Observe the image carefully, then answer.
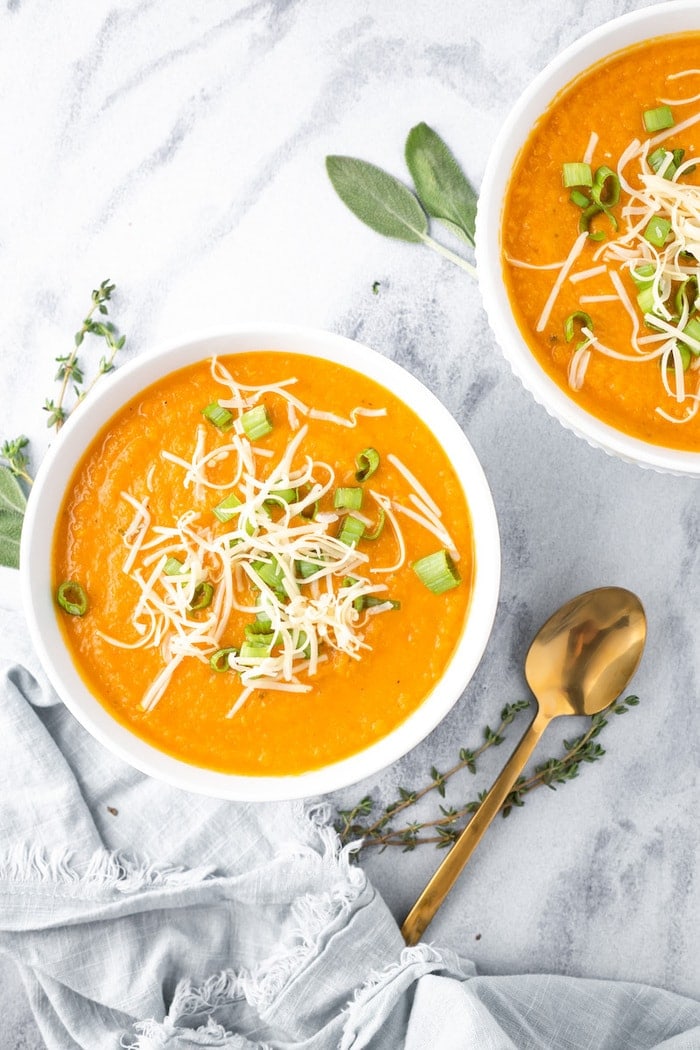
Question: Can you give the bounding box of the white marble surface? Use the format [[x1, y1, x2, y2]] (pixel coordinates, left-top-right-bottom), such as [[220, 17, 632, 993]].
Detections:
[[2, 0, 699, 1045]]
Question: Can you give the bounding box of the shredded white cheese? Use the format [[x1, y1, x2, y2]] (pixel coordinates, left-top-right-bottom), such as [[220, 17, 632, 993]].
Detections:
[[101, 366, 457, 714]]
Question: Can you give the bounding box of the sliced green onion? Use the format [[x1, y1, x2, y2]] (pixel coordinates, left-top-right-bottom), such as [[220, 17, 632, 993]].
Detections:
[[680, 317, 700, 355], [648, 147, 678, 180], [637, 286, 657, 317], [244, 625, 276, 644], [189, 581, 214, 611], [202, 402, 234, 432], [353, 594, 401, 611], [564, 311, 593, 342], [255, 610, 272, 629], [334, 486, 363, 511], [241, 405, 273, 440], [643, 215, 672, 248], [355, 447, 380, 482], [630, 263, 656, 289], [591, 165, 620, 207], [569, 189, 590, 208], [56, 580, 88, 616], [296, 558, 322, 579], [412, 549, 461, 594], [252, 558, 287, 596], [562, 162, 592, 188], [363, 507, 386, 541], [240, 640, 272, 660], [579, 203, 603, 236], [267, 487, 297, 505], [337, 514, 365, 546], [164, 557, 185, 576], [213, 492, 242, 522], [667, 344, 692, 371], [209, 647, 238, 673], [643, 105, 674, 133]]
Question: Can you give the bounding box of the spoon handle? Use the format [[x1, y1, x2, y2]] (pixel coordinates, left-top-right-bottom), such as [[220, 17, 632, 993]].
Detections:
[[401, 709, 550, 946]]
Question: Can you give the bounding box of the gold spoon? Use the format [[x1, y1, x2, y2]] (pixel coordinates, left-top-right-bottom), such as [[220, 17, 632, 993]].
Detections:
[[401, 586, 647, 946]]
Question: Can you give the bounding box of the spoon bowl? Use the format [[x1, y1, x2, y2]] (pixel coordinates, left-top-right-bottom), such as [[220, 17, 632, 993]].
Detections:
[[525, 587, 647, 718], [401, 586, 647, 945]]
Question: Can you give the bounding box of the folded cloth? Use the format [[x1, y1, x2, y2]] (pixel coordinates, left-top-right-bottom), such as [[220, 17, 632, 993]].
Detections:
[[1, 570, 699, 1050]]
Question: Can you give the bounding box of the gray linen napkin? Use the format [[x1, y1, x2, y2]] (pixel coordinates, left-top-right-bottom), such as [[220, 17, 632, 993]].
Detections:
[[1, 566, 699, 1050]]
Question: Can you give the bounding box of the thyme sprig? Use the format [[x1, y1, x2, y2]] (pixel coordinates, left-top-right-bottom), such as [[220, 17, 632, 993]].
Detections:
[[0, 279, 125, 570], [1, 436, 33, 486], [336, 694, 640, 853], [44, 279, 125, 431]]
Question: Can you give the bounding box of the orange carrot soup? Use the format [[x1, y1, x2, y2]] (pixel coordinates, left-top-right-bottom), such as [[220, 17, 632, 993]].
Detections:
[[53, 352, 474, 776], [502, 32, 700, 449]]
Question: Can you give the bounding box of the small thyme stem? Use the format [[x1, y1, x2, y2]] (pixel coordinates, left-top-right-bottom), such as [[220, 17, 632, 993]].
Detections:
[[337, 695, 640, 853]]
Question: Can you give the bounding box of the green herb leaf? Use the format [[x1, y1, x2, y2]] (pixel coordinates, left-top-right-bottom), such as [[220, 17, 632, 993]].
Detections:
[[326, 156, 428, 243], [0, 505, 23, 569], [404, 122, 477, 246], [0, 466, 27, 515]]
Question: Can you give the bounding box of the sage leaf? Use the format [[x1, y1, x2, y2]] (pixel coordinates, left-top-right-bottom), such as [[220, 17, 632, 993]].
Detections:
[[405, 122, 477, 246], [0, 507, 23, 569], [0, 466, 27, 515], [326, 156, 428, 243]]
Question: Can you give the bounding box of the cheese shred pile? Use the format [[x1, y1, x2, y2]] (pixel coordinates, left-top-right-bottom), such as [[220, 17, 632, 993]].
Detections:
[[100, 359, 457, 717], [512, 69, 700, 424]]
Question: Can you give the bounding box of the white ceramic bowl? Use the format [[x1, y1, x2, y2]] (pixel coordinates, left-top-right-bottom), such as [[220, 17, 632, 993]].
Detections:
[[476, 1, 700, 476], [20, 325, 501, 800]]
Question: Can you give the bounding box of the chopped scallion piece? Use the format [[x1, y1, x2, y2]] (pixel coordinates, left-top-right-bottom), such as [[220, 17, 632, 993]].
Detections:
[[562, 162, 592, 188], [164, 557, 185, 575], [648, 147, 678, 180], [353, 594, 400, 611], [241, 405, 273, 440], [637, 286, 657, 317], [202, 402, 234, 431], [209, 647, 238, 673], [252, 558, 287, 596], [189, 581, 214, 611], [56, 580, 88, 616], [240, 641, 272, 660], [213, 492, 242, 522], [680, 317, 700, 355], [569, 189, 590, 208], [337, 514, 365, 546], [630, 263, 656, 289], [334, 486, 363, 511], [643, 105, 674, 133], [296, 558, 321, 579], [667, 344, 691, 371], [643, 215, 672, 248], [363, 507, 386, 541], [412, 549, 461, 594], [244, 625, 276, 644], [564, 311, 593, 342], [355, 447, 380, 482], [266, 488, 297, 505], [591, 165, 620, 207]]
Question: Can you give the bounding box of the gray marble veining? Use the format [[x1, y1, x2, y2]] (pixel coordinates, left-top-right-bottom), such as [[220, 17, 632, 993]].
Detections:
[[1, 1, 697, 1045]]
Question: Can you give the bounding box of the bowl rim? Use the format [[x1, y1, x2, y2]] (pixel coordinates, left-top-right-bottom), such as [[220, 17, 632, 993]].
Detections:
[[20, 323, 501, 800], [475, 0, 700, 477]]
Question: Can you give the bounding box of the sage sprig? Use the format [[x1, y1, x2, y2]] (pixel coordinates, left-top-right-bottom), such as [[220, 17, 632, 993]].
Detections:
[[336, 694, 640, 852], [326, 122, 477, 277], [0, 279, 125, 570]]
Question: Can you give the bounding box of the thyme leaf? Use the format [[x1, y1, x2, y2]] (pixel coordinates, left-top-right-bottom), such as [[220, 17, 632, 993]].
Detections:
[[336, 695, 640, 852], [0, 279, 125, 570]]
